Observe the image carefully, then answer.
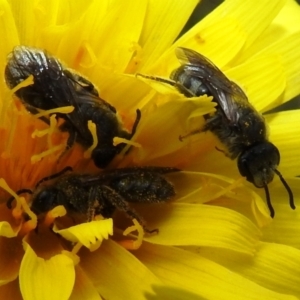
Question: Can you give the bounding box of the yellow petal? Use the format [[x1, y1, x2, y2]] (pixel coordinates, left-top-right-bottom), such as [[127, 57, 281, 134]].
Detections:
[[88, 0, 147, 72], [0, 236, 23, 283], [141, 203, 261, 256], [266, 110, 300, 177], [236, 0, 300, 63], [199, 242, 300, 298], [90, 73, 152, 113], [271, 0, 300, 34], [225, 54, 286, 112], [239, 242, 300, 297], [7, 0, 37, 45], [262, 178, 300, 248], [135, 243, 296, 300], [245, 31, 300, 102], [53, 219, 113, 250], [151, 17, 246, 75], [19, 241, 75, 300], [137, 0, 199, 71], [198, 0, 286, 50], [80, 239, 163, 300], [0, 0, 19, 85], [35, 1, 108, 57], [69, 266, 102, 300], [0, 221, 19, 238], [127, 98, 214, 166], [0, 279, 22, 299]]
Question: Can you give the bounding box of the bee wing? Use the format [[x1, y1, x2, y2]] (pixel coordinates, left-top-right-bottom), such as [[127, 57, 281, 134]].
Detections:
[[80, 167, 180, 186], [10, 47, 100, 138], [175, 47, 248, 123]]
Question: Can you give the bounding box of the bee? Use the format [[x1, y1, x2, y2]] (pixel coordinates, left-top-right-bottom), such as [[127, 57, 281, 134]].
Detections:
[[5, 46, 140, 168], [7, 166, 179, 233], [138, 47, 294, 217]]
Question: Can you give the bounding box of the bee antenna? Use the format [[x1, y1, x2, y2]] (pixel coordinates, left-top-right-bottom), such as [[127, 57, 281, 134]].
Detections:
[[264, 184, 275, 218], [274, 169, 295, 210]]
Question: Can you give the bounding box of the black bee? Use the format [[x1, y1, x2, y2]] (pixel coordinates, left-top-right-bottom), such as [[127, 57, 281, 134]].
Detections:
[[5, 46, 140, 168], [7, 166, 179, 233], [138, 47, 294, 217]]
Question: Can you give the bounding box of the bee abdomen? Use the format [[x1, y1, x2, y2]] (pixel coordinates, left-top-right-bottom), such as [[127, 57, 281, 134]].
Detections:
[[109, 172, 175, 203]]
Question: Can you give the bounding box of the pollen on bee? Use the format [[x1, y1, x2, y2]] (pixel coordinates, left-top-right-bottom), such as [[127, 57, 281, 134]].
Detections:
[[83, 120, 98, 158], [119, 219, 144, 250]]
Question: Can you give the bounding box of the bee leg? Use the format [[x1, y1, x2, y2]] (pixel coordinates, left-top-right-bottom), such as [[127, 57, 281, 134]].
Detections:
[[129, 109, 141, 138], [117, 109, 142, 156], [57, 122, 78, 162], [173, 83, 196, 97], [86, 186, 100, 222], [65, 127, 78, 151], [137, 73, 195, 97], [100, 185, 158, 234]]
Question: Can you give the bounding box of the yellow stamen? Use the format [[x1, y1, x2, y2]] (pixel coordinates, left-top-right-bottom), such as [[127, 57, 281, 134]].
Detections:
[[83, 120, 98, 159], [62, 250, 80, 265], [119, 219, 144, 250], [31, 144, 65, 163], [113, 137, 141, 148], [71, 242, 83, 255], [33, 106, 74, 118], [0, 179, 37, 234], [0, 178, 23, 217], [10, 75, 34, 94], [47, 115, 58, 149], [79, 41, 98, 68], [44, 205, 67, 227], [32, 114, 58, 152], [31, 128, 49, 138], [213, 177, 245, 199], [19, 219, 37, 236], [125, 42, 143, 73], [19, 197, 37, 227], [89, 239, 103, 252]]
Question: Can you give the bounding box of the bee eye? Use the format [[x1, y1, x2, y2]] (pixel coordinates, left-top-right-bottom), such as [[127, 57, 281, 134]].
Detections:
[[31, 189, 60, 214]]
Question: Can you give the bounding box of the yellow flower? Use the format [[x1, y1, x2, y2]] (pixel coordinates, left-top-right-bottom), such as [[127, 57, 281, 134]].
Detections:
[[0, 0, 300, 299]]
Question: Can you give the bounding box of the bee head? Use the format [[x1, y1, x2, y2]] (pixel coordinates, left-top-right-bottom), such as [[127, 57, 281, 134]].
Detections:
[[238, 142, 280, 188], [238, 142, 294, 217], [31, 187, 64, 215]]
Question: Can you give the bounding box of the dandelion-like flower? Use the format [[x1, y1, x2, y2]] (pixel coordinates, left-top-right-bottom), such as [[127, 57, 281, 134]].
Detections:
[[0, 0, 300, 299]]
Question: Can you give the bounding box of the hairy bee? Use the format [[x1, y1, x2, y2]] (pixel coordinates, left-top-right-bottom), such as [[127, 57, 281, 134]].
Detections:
[[138, 47, 294, 217], [5, 46, 140, 168], [7, 166, 179, 233]]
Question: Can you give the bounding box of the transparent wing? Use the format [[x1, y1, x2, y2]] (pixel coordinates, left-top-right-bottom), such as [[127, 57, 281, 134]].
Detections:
[[175, 47, 248, 123]]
